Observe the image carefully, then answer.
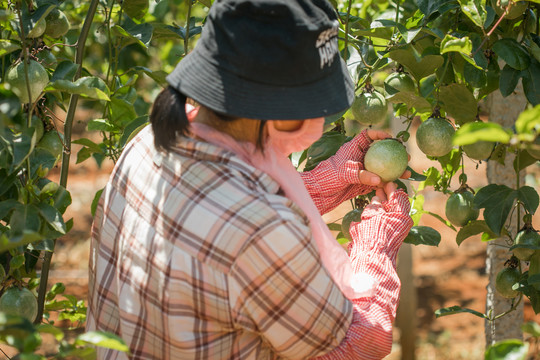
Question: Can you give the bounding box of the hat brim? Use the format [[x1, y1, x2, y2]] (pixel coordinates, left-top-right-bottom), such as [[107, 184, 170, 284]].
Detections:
[[166, 47, 355, 120]]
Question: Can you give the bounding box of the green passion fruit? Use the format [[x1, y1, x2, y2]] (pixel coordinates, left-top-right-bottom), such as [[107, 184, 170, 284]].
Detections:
[[351, 91, 388, 126], [384, 72, 416, 95], [513, 229, 540, 261], [491, 0, 528, 20], [495, 267, 521, 298], [364, 139, 408, 182], [462, 141, 494, 161], [44, 9, 70, 38], [445, 190, 479, 227], [341, 208, 363, 241], [36, 130, 63, 165], [416, 117, 455, 157], [6, 60, 49, 104], [0, 287, 38, 322]]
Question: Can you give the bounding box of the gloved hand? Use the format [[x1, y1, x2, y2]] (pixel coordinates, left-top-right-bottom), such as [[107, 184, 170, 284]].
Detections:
[[301, 130, 410, 214], [348, 182, 413, 265]]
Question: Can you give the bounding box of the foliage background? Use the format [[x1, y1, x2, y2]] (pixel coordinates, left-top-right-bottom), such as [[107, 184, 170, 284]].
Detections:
[[1, 0, 540, 358]]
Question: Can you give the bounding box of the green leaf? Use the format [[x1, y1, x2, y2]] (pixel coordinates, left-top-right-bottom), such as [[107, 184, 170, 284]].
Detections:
[[304, 132, 348, 171], [87, 118, 115, 132], [406, 166, 427, 181], [435, 305, 487, 319], [118, 116, 149, 149], [76, 331, 130, 353], [386, 91, 432, 111], [458, 0, 487, 29], [10, 204, 41, 236], [76, 147, 93, 164], [128, 66, 168, 86], [515, 104, 540, 134], [122, 0, 148, 20], [91, 188, 104, 217], [9, 254, 25, 270], [113, 21, 153, 49], [456, 220, 497, 245], [440, 34, 473, 55], [521, 321, 540, 337], [499, 64, 522, 97], [47, 77, 110, 101], [9, 128, 35, 171], [0, 39, 20, 57], [404, 226, 441, 246], [513, 150, 538, 172], [36, 323, 64, 341], [474, 184, 517, 235], [197, 0, 212, 6], [51, 60, 79, 82], [492, 38, 531, 70], [521, 59, 540, 106], [485, 339, 528, 360], [388, 49, 445, 80], [109, 97, 138, 127], [439, 84, 478, 124], [0, 199, 22, 220], [516, 186, 539, 214], [453, 121, 512, 146], [36, 202, 66, 234], [416, 0, 459, 17], [72, 138, 103, 153], [51, 185, 72, 214]]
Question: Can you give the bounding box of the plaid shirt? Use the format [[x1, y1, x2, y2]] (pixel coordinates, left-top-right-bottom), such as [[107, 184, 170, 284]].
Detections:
[[87, 126, 412, 360]]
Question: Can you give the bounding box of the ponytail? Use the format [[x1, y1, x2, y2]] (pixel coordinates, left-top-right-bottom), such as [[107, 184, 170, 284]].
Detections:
[[149, 86, 190, 152]]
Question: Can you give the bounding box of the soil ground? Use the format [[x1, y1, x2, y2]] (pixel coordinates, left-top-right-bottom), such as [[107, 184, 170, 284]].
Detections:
[[1, 124, 540, 359]]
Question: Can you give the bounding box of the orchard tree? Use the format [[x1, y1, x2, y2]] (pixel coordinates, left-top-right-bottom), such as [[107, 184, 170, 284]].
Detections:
[[0, 0, 539, 358]]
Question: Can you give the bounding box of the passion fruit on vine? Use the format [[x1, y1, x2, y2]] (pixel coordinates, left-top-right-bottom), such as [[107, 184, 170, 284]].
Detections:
[[6, 60, 49, 104], [364, 139, 408, 182], [351, 90, 388, 126], [36, 130, 64, 165], [513, 228, 540, 261], [0, 287, 38, 322], [445, 189, 479, 227], [416, 117, 455, 157], [44, 9, 70, 38], [384, 72, 416, 95], [495, 267, 521, 298], [462, 141, 494, 161], [491, 0, 528, 20]]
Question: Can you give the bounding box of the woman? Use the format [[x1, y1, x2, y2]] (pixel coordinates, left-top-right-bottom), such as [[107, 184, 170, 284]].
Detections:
[[87, 0, 413, 359]]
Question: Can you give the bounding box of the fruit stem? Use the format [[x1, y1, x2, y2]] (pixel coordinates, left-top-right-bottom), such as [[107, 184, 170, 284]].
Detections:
[[35, 0, 100, 324], [490, 292, 522, 322]]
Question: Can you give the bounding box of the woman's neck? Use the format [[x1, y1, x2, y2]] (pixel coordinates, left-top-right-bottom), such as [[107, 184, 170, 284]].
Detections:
[[192, 106, 262, 145]]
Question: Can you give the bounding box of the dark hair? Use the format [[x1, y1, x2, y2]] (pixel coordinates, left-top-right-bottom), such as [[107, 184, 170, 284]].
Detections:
[[150, 86, 267, 152], [149, 86, 190, 152]]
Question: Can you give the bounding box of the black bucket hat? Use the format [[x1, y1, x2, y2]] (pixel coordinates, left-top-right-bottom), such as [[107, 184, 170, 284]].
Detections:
[[166, 0, 354, 120]]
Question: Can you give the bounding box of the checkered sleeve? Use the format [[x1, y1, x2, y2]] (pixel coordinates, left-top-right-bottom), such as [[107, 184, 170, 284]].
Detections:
[[315, 189, 413, 360], [228, 217, 354, 360], [301, 131, 374, 215]]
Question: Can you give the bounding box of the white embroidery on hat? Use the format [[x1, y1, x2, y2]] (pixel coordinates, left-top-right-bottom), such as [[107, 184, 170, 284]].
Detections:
[[316, 21, 339, 69]]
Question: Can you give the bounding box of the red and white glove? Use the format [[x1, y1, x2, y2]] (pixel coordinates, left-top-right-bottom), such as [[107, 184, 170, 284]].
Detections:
[[301, 130, 409, 215], [315, 183, 413, 360]]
